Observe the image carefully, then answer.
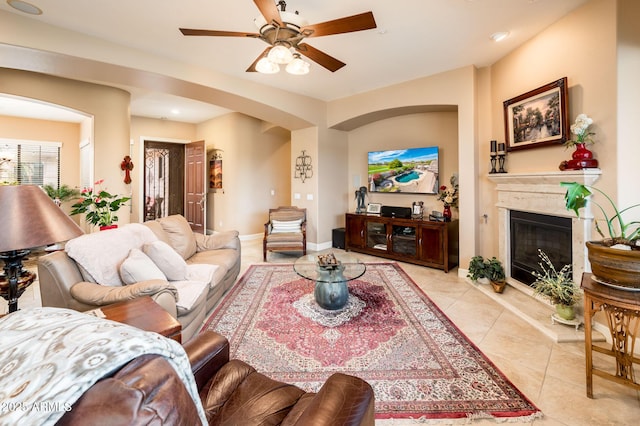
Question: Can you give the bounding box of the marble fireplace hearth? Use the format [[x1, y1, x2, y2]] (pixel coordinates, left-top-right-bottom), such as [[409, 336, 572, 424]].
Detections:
[[483, 169, 604, 343]]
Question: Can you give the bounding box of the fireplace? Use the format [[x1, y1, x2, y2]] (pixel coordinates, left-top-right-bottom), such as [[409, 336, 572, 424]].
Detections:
[[510, 210, 572, 286], [488, 170, 601, 288]]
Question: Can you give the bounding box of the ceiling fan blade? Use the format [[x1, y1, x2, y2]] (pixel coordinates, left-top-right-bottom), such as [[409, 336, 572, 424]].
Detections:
[[296, 43, 346, 72], [302, 12, 376, 37], [246, 47, 271, 72], [253, 0, 282, 26], [180, 28, 260, 38]]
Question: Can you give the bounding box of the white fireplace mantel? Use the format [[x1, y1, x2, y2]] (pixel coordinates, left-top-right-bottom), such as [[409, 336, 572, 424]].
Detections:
[[488, 169, 601, 285]]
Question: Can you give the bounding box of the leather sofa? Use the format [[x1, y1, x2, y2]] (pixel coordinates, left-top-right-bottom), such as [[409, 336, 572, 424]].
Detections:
[[59, 331, 375, 425], [38, 215, 241, 341]]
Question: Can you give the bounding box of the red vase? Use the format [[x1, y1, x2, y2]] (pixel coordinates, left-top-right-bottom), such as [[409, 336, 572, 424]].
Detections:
[[560, 143, 598, 170], [443, 205, 452, 222], [99, 224, 118, 231], [572, 143, 593, 161]]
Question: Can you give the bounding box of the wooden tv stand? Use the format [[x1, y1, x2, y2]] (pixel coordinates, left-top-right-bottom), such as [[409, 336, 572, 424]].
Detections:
[[345, 213, 459, 272]]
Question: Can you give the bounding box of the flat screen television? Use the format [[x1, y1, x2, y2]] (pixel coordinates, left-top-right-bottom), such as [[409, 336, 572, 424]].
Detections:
[[367, 147, 439, 194]]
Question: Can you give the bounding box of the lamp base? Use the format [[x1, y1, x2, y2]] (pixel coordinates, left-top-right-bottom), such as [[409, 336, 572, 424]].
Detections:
[[0, 250, 36, 313]]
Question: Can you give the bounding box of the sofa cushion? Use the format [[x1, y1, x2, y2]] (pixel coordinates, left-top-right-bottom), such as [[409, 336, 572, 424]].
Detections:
[[65, 224, 158, 287], [157, 215, 197, 260], [120, 248, 167, 285], [172, 280, 209, 311], [143, 240, 188, 281]]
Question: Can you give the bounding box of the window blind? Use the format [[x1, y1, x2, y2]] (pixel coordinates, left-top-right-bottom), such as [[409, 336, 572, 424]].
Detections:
[[0, 141, 61, 186]]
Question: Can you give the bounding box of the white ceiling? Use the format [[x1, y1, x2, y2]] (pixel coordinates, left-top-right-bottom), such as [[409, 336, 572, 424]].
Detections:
[[0, 0, 589, 124]]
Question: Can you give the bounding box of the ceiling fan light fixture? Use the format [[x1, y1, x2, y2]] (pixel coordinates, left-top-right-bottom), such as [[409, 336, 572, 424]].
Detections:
[[286, 55, 310, 75], [267, 44, 294, 64], [256, 57, 280, 74]]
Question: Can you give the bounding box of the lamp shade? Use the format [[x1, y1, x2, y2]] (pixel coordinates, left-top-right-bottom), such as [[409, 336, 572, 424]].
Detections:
[[0, 185, 84, 252]]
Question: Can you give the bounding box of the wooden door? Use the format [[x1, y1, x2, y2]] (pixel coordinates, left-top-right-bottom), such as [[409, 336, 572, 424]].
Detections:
[[185, 140, 206, 233], [345, 214, 366, 249]]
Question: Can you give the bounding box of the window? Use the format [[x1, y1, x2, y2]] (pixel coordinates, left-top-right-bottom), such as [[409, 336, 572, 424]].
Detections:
[[0, 140, 61, 186]]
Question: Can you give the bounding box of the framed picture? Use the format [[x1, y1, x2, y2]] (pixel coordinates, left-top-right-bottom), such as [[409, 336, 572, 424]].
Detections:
[[366, 203, 382, 215], [503, 77, 569, 151]]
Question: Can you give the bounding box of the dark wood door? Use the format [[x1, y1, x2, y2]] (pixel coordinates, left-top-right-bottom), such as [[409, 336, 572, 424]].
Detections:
[[144, 141, 184, 220], [419, 224, 445, 264], [345, 214, 366, 249], [185, 140, 206, 233]]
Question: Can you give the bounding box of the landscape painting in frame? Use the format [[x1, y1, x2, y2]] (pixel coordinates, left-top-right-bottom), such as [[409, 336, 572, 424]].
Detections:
[[503, 77, 569, 151], [367, 147, 439, 194]]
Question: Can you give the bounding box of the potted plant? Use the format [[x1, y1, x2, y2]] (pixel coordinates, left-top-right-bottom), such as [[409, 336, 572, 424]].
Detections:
[[467, 255, 489, 284], [561, 181, 640, 289], [486, 257, 506, 293], [70, 179, 130, 230], [42, 183, 80, 207], [531, 249, 581, 320]]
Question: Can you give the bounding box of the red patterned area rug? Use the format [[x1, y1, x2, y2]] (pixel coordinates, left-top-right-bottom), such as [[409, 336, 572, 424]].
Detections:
[[201, 263, 542, 422]]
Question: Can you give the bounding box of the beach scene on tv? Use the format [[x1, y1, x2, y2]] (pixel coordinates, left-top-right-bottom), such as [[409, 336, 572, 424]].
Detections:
[[367, 147, 439, 194]]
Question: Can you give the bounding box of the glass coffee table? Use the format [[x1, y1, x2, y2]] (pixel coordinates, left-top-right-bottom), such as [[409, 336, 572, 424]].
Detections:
[[293, 252, 366, 310]]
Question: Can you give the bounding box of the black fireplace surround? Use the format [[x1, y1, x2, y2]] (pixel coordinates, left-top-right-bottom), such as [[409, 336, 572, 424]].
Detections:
[[510, 210, 572, 286]]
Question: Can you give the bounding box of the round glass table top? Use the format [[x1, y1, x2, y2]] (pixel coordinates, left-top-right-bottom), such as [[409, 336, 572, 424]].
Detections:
[[293, 252, 366, 283]]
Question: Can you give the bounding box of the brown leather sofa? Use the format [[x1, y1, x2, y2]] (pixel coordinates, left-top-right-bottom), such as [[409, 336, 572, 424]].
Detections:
[[58, 331, 375, 425]]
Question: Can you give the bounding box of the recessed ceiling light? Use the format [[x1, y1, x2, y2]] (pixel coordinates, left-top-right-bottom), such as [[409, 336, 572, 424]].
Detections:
[[7, 0, 42, 15], [171, 109, 180, 115], [490, 31, 510, 42]]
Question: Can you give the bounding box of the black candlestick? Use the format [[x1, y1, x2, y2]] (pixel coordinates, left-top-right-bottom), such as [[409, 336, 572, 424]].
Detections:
[[489, 154, 497, 174], [498, 154, 507, 173]]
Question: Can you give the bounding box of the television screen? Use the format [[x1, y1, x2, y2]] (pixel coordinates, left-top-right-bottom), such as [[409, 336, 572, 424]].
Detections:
[[367, 147, 439, 194]]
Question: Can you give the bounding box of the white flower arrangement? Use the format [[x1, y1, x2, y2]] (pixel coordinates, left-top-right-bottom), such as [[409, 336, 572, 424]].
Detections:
[[566, 113, 595, 147]]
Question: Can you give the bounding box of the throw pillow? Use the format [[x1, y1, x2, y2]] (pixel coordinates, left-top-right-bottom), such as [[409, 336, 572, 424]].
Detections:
[[157, 215, 197, 260], [143, 240, 188, 281], [119, 248, 167, 285], [271, 219, 302, 233]]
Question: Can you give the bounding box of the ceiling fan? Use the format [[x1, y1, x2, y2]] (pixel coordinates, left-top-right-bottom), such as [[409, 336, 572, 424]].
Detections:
[[179, 0, 377, 74]]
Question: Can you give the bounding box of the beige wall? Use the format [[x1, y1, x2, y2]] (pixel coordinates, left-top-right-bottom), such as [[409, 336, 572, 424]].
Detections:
[[197, 113, 291, 235], [0, 68, 131, 231], [1, 0, 635, 263], [347, 112, 459, 216], [485, 0, 619, 255]]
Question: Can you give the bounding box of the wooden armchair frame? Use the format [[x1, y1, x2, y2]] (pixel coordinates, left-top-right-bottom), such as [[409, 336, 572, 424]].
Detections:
[[263, 206, 307, 261]]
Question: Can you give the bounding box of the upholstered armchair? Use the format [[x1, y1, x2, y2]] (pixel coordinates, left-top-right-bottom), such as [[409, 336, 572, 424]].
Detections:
[[263, 206, 307, 261]]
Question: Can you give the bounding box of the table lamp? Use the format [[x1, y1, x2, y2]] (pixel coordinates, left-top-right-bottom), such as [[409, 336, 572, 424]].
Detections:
[[0, 185, 84, 313]]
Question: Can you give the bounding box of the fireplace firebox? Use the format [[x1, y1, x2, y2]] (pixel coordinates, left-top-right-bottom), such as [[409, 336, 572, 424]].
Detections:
[[510, 210, 572, 286]]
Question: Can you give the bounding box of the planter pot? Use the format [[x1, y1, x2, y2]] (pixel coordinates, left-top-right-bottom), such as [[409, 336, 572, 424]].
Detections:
[[587, 241, 640, 290], [99, 224, 118, 231], [555, 304, 575, 321], [490, 280, 506, 293], [477, 277, 490, 285]]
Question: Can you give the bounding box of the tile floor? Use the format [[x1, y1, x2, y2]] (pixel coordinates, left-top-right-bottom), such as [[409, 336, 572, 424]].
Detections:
[[6, 239, 640, 425]]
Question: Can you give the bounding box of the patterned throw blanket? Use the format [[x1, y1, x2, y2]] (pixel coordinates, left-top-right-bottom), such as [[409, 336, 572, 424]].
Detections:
[[0, 308, 207, 425]]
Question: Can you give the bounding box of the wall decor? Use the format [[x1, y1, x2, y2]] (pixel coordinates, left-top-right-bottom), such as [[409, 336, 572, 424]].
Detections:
[[503, 77, 569, 151], [209, 149, 223, 190], [120, 155, 134, 184], [294, 150, 313, 183]]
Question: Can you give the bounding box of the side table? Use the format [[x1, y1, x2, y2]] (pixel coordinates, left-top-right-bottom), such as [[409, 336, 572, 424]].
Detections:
[[581, 273, 640, 397], [98, 296, 182, 343]]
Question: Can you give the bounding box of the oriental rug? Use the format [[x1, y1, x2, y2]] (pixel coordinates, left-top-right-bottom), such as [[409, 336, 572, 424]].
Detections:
[[201, 263, 542, 423]]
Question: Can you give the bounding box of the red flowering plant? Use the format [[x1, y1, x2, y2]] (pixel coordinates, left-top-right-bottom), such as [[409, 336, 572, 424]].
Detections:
[[70, 179, 130, 227], [437, 175, 459, 208]]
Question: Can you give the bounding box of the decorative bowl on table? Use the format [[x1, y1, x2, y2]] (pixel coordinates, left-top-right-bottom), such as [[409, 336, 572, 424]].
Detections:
[[317, 253, 340, 270]]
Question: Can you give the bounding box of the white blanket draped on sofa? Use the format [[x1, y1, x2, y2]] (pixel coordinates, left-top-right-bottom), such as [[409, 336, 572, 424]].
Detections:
[[0, 308, 207, 426]]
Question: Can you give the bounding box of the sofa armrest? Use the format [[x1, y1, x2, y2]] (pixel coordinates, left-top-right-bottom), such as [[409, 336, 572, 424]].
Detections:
[[194, 230, 240, 251], [70, 279, 178, 307], [183, 330, 230, 390], [292, 373, 375, 426]]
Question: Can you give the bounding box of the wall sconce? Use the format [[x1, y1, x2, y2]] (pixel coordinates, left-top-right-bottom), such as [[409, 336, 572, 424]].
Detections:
[[294, 150, 313, 183]]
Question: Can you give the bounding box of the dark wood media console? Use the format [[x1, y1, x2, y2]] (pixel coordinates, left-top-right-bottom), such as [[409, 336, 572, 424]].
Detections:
[[345, 213, 459, 272]]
